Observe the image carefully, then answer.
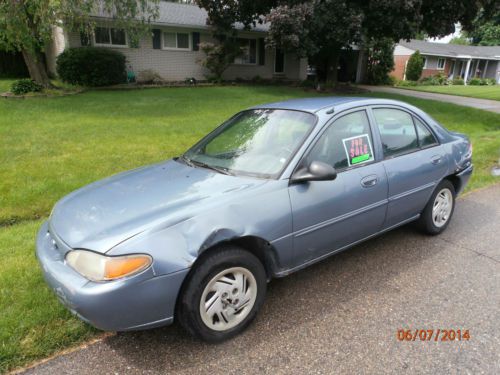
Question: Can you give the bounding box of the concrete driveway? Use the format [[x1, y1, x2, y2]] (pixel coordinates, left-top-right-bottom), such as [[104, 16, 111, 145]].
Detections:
[[19, 185, 500, 375], [360, 85, 500, 114]]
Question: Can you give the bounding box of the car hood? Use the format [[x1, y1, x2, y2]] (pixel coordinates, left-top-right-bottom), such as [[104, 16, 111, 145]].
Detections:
[[49, 159, 268, 252]]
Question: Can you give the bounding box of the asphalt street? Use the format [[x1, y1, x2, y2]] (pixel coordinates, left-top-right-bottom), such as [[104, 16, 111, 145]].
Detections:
[[19, 184, 500, 375]]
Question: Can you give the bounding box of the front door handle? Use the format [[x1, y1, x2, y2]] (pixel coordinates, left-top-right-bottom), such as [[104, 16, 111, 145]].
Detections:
[[431, 155, 443, 165], [361, 175, 378, 188]]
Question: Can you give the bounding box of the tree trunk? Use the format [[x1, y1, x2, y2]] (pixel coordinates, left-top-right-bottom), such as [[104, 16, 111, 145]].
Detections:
[[21, 49, 51, 87], [325, 50, 340, 84]]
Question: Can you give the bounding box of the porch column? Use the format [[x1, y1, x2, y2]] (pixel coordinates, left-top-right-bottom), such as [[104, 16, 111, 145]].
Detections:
[[463, 59, 472, 85], [483, 60, 489, 78]]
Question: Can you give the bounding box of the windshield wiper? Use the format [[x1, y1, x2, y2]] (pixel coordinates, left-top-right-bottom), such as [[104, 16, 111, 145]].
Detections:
[[179, 155, 195, 167], [180, 155, 233, 176], [190, 159, 233, 176]]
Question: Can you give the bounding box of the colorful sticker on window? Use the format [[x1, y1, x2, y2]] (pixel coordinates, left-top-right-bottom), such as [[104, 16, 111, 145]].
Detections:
[[342, 134, 374, 166]]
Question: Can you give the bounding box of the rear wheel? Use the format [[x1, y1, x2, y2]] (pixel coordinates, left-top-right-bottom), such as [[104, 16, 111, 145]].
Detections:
[[177, 245, 266, 342], [417, 180, 455, 235]]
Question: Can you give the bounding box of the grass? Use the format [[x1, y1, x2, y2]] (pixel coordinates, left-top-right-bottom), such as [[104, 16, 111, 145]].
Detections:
[[399, 84, 500, 101], [0, 221, 97, 373], [0, 79, 15, 94], [0, 83, 499, 373]]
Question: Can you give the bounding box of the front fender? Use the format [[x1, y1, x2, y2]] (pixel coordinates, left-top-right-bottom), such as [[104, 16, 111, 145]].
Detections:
[[108, 179, 294, 276]]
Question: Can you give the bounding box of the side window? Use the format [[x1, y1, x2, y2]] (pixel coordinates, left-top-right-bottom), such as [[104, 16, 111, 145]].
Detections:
[[373, 108, 419, 158], [414, 117, 438, 148], [306, 111, 374, 170]]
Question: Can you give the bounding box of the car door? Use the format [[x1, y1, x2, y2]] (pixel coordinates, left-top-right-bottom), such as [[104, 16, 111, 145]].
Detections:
[[370, 106, 447, 228], [288, 109, 388, 267]]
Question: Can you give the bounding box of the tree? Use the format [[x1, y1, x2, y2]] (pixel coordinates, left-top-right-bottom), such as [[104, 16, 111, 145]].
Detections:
[[365, 38, 395, 85], [0, 1, 159, 87], [198, 41, 242, 82], [468, 11, 500, 46], [449, 35, 472, 45], [197, 0, 490, 84], [406, 51, 424, 81]]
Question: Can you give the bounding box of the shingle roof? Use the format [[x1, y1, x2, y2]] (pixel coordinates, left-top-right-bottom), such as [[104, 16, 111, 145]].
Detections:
[[398, 39, 500, 59], [94, 2, 269, 32]]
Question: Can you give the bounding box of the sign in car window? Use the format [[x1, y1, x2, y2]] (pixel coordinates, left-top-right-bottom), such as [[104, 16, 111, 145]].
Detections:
[[342, 134, 374, 166]]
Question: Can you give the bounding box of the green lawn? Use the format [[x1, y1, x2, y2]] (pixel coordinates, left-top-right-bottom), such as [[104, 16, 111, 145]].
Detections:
[[0, 79, 15, 94], [0, 84, 499, 373], [400, 84, 500, 101]]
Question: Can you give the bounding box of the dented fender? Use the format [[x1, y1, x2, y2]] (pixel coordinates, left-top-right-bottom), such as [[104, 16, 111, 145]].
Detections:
[[107, 179, 294, 276]]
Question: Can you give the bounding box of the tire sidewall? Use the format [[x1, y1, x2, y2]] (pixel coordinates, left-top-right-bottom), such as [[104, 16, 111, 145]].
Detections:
[[422, 180, 456, 235], [178, 247, 267, 342]]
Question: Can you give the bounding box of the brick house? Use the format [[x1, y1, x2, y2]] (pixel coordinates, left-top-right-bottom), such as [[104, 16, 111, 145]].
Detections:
[[46, 2, 308, 82], [391, 39, 500, 84]]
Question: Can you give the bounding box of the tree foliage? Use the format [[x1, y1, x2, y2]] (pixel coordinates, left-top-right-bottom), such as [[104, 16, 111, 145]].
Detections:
[[365, 38, 395, 85], [468, 7, 500, 46], [197, 41, 243, 82], [197, 0, 491, 84], [406, 51, 424, 81], [0, 0, 159, 86]]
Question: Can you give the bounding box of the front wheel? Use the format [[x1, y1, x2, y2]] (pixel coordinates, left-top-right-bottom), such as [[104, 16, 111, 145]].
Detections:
[[417, 180, 456, 235], [177, 245, 267, 342]]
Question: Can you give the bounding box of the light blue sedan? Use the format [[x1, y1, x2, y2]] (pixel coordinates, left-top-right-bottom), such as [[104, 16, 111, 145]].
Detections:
[[36, 97, 473, 341]]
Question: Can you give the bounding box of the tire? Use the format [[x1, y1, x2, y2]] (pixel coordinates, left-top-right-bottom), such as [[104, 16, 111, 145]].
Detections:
[[176, 245, 267, 342], [417, 179, 456, 235]]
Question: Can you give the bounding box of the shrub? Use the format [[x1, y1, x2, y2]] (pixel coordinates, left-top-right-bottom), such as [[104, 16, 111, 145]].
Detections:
[[57, 47, 126, 86], [468, 78, 485, 85], [405, 51, 424, 81], [395, 79, 418, 87], [419, 72, 448, 86], [10, 79, 43, 95], [198, 41, 242, 83], [451, 77, 464, 85], [136, 69, 163, 84], [386, 75, 397, 86], [365, 38, 395, 85], [299, 79, 316, 88], [486, 78, 496, 85]]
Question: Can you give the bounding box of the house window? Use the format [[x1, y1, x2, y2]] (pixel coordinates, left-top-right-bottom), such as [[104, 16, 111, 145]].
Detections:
[[437, 58, 445, 70], [94, 27, 127, 46], [422, 57, 427, 69], [234, 39, 257, 64], [163, 32, 190, 50]]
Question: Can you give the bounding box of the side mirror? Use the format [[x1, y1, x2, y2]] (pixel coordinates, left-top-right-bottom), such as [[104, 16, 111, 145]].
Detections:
[[291, 160, 337, 184]]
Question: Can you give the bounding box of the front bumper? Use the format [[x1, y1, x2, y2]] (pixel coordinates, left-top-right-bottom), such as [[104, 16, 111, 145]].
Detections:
[[36, 221, 190, 331]]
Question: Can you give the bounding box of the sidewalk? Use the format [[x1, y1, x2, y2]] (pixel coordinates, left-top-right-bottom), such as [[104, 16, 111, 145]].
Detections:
[[360, 85, 500, 114]]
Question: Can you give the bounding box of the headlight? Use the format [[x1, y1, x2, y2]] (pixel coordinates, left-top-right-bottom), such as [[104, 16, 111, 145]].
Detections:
[[65, 250, 152, 282]]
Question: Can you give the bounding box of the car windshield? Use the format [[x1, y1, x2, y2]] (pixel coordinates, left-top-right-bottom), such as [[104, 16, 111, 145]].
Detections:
[[183, 109, 316, 178]]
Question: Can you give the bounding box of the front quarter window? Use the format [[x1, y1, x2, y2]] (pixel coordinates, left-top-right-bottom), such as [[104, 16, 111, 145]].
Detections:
[[183, 109, 316, 178]]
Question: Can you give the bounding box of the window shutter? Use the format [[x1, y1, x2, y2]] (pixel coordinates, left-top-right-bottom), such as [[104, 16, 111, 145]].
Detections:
[[258, 38, 265, 65], [192, 32, 200, 51], [152, 29, 161, 49], [80, 32, 91, 46]]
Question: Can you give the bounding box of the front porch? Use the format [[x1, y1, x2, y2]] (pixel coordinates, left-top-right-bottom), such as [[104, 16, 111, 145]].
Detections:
[[447, 57, 500, 84]]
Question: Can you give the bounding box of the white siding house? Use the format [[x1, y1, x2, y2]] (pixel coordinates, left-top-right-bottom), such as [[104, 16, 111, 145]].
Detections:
[[47, 2, 307, 82]]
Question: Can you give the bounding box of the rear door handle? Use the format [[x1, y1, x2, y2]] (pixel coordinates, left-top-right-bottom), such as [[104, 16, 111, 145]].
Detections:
[[431, 155, 443, 165], [361, 175, 378, 188]]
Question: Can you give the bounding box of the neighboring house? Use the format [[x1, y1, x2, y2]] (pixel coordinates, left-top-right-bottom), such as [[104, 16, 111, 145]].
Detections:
[[392, 39, 500, 84], [46, 2, 308, 82]]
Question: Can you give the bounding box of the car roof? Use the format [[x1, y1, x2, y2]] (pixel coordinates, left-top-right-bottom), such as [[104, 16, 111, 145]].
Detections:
[[252, 97, 373, 113]]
